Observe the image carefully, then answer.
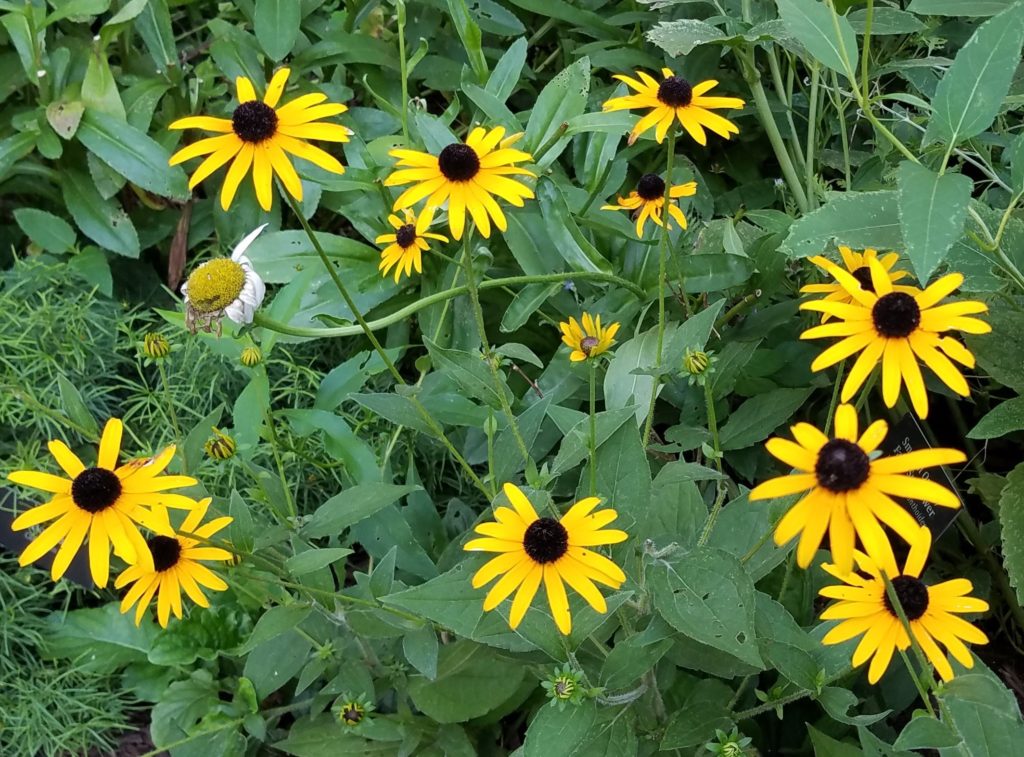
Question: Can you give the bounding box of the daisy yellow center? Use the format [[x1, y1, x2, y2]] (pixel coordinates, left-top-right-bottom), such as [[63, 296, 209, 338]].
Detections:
[[872, 292, 920, 338], [636, 173, 666, 201], [340, 703, 364, 725], [396, 224, 417, 249], [884, 575, 929, 620], [437, 143, 480, 182], [580, 336, 600, 356], [148, 535, 182, 572], [186, 259, 246, 313], [814, 439, 869, 493], [851, 266, 875, 292], [657, 76, 693, 107], [71, 467, 122, 513], [232, 100, 278, 143], [523, 517, 569, 564]]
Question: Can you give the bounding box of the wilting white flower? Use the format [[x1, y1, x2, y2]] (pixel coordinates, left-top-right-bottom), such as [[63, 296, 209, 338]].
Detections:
[[182, 224, 267, 335]]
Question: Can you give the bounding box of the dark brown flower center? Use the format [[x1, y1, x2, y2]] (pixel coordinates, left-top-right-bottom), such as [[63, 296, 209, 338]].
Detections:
[[636, 173, 666, 201], [71, 467, 122, 513], [851, 266, 875, 292], [232, 101, 278, 143], [884, 575, 929, 620], [148, 535, 182, 572], [872, 292, 921, 338], [396, 224, 417, 248], [815, 439, 870, 493], [437, 143, 480, 182], [657, 76, 693, 107], [523, 517, 569, 564], [580, 335, 600, 355], [341, 705, 364, 725]]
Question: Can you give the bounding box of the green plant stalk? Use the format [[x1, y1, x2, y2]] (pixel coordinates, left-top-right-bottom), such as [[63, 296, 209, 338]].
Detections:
[[831, 70, 853, 188], [741, 49, 810, 213], [642, 129, 678, 447], [588, 359, 597, 496], [823, 359, 847, 436], [253, 270, 645, 338], [861, 0, 874, 103], [282, 190, 492, 499], [264, 404, 297, 521], [460, 228, 531, 465], [397, 0, 410, 141], [882, 574, 938, 717], [156, 360, 185, 470], [767, 48, 808, 174], [804, 63, 821, 209], [696, 381, 727, 546], [733, 666, 853, 720]]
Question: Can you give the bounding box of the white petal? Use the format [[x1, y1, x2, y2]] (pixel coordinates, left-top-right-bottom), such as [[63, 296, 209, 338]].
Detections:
[[232, 224, 269, 261]]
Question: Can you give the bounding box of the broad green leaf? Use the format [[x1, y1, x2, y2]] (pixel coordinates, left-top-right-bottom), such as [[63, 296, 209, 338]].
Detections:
[[966, 310, 1024, 393], [229, 489, 254, 555], [897, 162, 973, 283], [46, 0, 110, 25], [285, 548, 354, 576], [600, 620, 674, 689], [583, 416, 652, 532], [447, 0, 488, 82], [524, 57, 590, 168], [303, 484, 420, 538], [43, 605, 157, 673], [523, 700, 598, 757], [908, 0, 1017, 16], [78, 109, 188, 200], [646, 19, 727, 55], [776, 0, 859, 78], [403, 626, 439, 680], [817, 686, 890, 725], [57, 374, 99, 437], [255, 0, 301, 61], [243, 631, 312, 698], [135, 0, 176, 68], [660, 679, 734, 749], [719, 387, 813, 450], [425, 337, 512, 411], [604, 324, 678, 425], [62, 169, 139, 257], [407, 641, 525, 723], [924, 3, 1024, 146], [808, 724, 863, 757], [500, 282, 561, 332], [238, 605, 312, 654], [848, 8, 925, 34], [893, 716, 961, 750], [536, 178, 613, 273], [551, 406, 636, 475], [81, 49, 125, 119], [780, 190, 901, 258], [1011, 132, 1024, 193], [485, 37, 527, 102], [678, 253, 754, 292], [998, 463, 1024, 607], [14, 208, 75, 253], [352, 393, 434, 435], [105, 0, 147, 25], [968, 396, 1024, 439], [754, 593, 821, 690], [936, 667, 1024, 756], [648, 547, 763, 667], [0, 131, 36, 182]]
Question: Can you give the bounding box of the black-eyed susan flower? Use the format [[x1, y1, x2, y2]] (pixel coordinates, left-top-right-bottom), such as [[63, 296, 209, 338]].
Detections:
[[142, 332, 172, 360], [465, 483, 627, 635], [602, 68, 745, 145], [375, 207, 448, 282], [8, 419, 200, 587], [749, 404, 965, 574], [820, 526, 989, 683], [801, 260, 990, 418], [559, 312, 620, 362], [169, 68, 349, 211], [115, 498, 232, 627], [601, 173, 697, 238], [203, 428, 236, 461], [802, 247, 914, 318], [182, 224, 266, 334], [334, 694, 374, 728], [384, 126, 535, 240]]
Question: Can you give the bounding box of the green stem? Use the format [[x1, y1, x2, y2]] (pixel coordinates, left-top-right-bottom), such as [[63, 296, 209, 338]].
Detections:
[[397, 0, 410, 142], [804, 63, 821, 209], [253, 271, 645, 339], [733, 667, 853, 720], [264, 404, 297, 521], [588, 360, 598, 496], [860, 0, 874, 104], [823, 359, 846, 436], [696, 381, 727, 546], [156, 360, 184, 470], [642, 129, 678, 447], [882, 574, 937, 717], [741, 48, 810, 213]]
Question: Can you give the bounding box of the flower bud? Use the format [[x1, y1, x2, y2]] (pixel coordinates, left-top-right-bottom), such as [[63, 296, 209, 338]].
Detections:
[[240, 346, 262, 367], [143, 333, 171, 360], [204, 428, 236, 460]]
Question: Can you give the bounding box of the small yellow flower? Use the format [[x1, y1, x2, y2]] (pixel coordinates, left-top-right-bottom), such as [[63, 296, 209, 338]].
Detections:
[[601, 173, 697, 238], [169, 68, 350, 211], [800, 261, 990, 418], [384, 126, 535, 240], [464, 484, 627, 635], [375, 207, 448, 282], [559, 313, 620, 362], [115, 498, 233, 627], [820, 526, 988, 684], [204, 428, 236, 461], [603, 68, 745, 145]]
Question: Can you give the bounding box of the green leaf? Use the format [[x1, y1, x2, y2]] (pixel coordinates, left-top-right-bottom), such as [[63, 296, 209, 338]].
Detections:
[[1010, 132, 1024, 193], [780, 190, 901, 258], [523, 700, 598, 757], [78, 109, 188, 200], [43, 605, 156, 673], [678, 254, 754, 293], [893, 716, 961, 750], [254, 0, 301, 61], [660, 679, 734, 749], [646, 19, 728, 56], [46, 0, 110, 25], [403, 626, 439, 680], [600, 621, 674, 689], [966, 310, 1024, 393], [285, 548, 354, 577], [925, 3, 1024, 146], [352, 393, 434, 435], [0, 131, 36, 182], [776, 0, 859, 78], [536, 178, 613, 273], [808, 725, 864, 757], [604, 325, 675, 425], [817, 687, 890, 726], [908, 0, 1018, 17], [500, 282, 561, 332], [243, 631, 312, 698], [848, 8, 925, 34], [446, 0, 488, 82], [897, 162, 973, 283], [57, 374, 99, 438], [238, 605, 312, 654], [61, 169, 139, 257], [524, 56, 590, 168], [485, 36, 527, 102], [998, 463, 1024, 608], [45, 100, 85, 139], [936, 668, 1024, 756], [13, 208, 75, 253], [81, 48, 125, 119], [229, 489, 254, 554], [407, 641, 525, 723], [551, 406, 636, 475], [105, 0, 148, 25], [303, 484, 421, 538], [134, 0, 177, 69], [754, 593, 821, 690], [648, 547, 763, 667], [719, 387, 813, 450], [968, 396, 1024, 439], [424, 337, 512, 411]]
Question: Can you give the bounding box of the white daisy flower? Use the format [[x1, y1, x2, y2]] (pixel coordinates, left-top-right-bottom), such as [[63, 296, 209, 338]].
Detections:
[[182, 224, 267, 335]]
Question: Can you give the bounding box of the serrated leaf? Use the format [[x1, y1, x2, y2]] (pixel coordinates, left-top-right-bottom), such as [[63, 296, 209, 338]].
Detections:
[[424, 337, 512, 410], [968, 396, 1024, 439], [998, 463, 1024, 607], [776, 0, 859, 78], [897, 162, 973, 283], [646, 19, 727, 56], [780, 190, 901, 258]]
